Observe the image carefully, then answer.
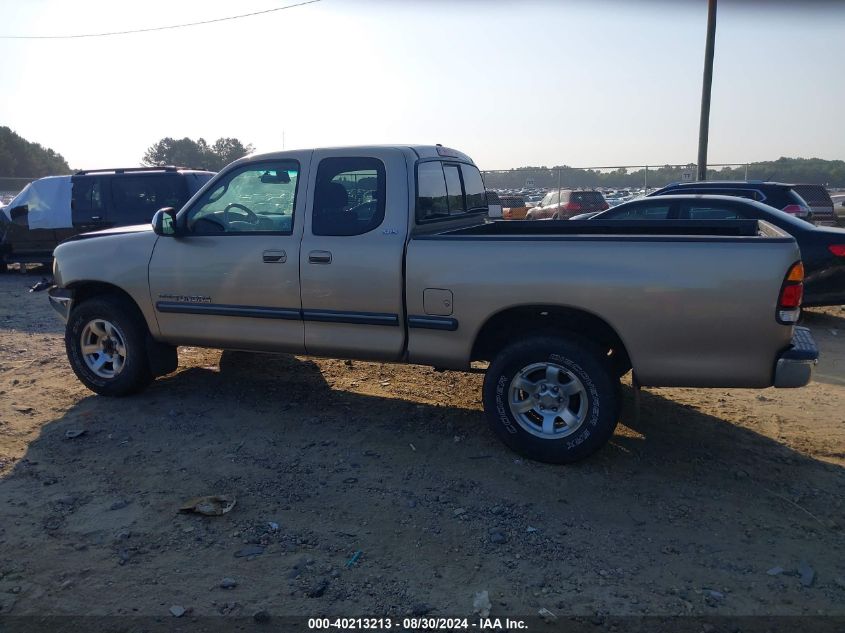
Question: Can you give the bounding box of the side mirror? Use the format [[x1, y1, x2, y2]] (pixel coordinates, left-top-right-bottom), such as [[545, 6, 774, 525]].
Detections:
[[152, 207, 179, 236], [10, 205, 29, 226]]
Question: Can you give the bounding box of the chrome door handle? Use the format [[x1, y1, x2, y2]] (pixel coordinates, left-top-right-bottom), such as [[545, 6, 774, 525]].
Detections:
[[308, 250, 332, 264], [262, 249, 287, 263]]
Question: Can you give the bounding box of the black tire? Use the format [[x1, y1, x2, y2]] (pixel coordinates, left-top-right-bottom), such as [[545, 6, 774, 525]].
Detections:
[[65, 295, 153, 396], [482, 335, 621, 464]]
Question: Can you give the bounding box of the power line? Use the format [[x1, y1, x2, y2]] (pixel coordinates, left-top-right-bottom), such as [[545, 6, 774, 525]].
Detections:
[[0, 0, 322, 40]]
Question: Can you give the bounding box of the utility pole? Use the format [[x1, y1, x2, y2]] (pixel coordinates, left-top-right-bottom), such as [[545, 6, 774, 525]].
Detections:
[[697, 0, 717, 181]]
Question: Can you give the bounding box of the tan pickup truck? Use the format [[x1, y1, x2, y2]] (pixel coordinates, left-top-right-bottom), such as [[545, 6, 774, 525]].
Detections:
[[48, 145, 818, 463]]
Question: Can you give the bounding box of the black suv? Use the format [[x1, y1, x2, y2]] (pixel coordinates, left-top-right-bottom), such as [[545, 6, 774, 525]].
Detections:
[[1, 166, 214, 267], [650, 181, 813, 223]]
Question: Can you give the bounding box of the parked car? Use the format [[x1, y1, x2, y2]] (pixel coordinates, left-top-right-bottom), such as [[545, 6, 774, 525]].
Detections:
[[650, 181, 814, 223], [48, 145, 816, 464], [498, 195, 529, 220], [0, 166, 214, 268], [586, 194, 845, 306], [527, 189, 609, 220], [790, 184, 837, 226]]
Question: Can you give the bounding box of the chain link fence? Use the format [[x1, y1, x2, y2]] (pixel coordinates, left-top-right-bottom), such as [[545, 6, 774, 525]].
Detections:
[[1, 162, 793, 205], [481, 163, 751, 194]]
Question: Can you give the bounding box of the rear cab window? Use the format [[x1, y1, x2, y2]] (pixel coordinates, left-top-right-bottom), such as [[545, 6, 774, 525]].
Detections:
[[416, 161, 487, 223]]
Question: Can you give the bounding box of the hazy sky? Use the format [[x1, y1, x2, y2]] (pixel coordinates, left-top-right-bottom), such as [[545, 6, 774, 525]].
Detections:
[[0, 0, 842, 171]]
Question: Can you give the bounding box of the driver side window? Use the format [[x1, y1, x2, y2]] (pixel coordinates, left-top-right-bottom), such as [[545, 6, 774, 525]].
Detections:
[[186, 161, 300, 235]]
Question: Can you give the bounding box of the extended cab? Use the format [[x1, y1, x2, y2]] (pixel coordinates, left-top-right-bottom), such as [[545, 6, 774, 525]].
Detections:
[[49, 145, 818, 463]]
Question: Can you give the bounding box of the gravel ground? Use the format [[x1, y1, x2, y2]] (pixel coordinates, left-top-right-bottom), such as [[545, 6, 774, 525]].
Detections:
[[0, 270, 844, 620]]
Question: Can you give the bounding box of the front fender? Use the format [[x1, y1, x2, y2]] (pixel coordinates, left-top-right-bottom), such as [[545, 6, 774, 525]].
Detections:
[[52, 229, 159, 334]]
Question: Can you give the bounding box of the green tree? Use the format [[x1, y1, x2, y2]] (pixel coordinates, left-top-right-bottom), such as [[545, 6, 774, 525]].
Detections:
[[0, 126, 71, 176], [142, 136, 254, 171]]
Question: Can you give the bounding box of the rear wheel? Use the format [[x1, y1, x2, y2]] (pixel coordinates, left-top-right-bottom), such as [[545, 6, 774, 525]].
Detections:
[[65, 295, 153, 396], [482, 335, 621, 463]]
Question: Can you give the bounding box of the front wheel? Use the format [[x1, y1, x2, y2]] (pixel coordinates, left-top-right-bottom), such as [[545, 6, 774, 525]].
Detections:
[[482, 336, 621, 463], [65, 295, 153, 396]]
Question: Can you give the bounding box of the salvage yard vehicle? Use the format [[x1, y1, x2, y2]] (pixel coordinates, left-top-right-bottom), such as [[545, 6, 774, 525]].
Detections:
[[527, 189, 609, 220], [48, 145, 818, 464], [650, 180, 815, 223], [583, 194, 845, 306], [0, 166, 214, 268]]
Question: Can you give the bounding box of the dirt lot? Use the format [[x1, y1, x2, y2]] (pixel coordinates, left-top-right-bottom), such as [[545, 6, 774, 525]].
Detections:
[[0, 271, 844, 620]]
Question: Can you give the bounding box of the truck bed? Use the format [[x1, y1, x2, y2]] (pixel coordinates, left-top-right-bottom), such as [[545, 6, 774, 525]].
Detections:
[[405, 218, 799, 387]]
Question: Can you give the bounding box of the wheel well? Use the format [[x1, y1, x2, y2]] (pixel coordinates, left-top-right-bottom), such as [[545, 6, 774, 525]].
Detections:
[[68, 282, 146, 321], [471, 305, 632, 373]]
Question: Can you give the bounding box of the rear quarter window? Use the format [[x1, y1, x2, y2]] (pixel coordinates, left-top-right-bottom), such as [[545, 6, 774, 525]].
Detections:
[[416, 161, 487, 223], [461, 164, 487, 211]]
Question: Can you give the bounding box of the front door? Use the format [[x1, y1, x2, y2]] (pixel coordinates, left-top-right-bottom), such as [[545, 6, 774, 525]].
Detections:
[[148, 154, 311, 352], [299, 148, 408, 361]]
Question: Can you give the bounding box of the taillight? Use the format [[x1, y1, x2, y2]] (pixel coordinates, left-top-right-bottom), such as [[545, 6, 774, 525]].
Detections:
[[782, 204, 807, 216], [564, 202, 582, 212], [828, 244, 845, 257], [777, 262, 804, 324], [600, 202, 609, 211]]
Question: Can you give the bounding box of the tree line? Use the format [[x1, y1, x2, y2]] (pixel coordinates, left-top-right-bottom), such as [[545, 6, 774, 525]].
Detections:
[[2, 127, 844, 188], [0, 126, 71, 177], [142, 137, 254, 171], [0, 129, 254, 177], [482, 157, 845, 190]]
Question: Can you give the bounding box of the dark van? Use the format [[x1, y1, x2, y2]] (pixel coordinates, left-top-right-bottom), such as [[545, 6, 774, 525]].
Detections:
[[1, 166, 214, 267]]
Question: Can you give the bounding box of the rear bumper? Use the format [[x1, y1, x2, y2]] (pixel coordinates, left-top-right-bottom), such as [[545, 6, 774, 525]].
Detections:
[[48, 287, 74, 322], [773, 326, 818, 388]]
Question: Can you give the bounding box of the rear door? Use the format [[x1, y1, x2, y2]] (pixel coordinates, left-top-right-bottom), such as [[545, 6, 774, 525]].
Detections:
[[299, 148, 409, 361], [61, 176, 109, 242]]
